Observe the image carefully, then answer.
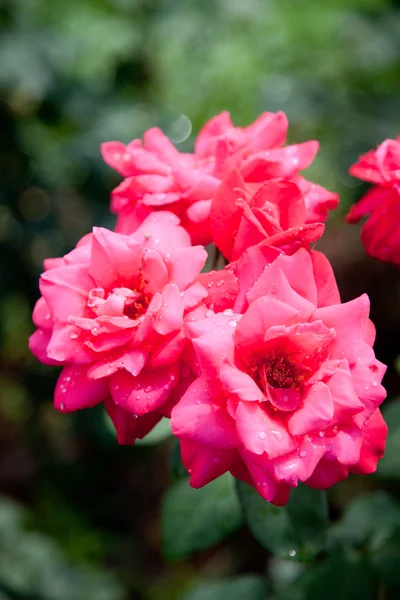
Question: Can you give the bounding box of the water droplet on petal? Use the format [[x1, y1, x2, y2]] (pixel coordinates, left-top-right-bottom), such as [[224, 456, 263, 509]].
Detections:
[[69, 331, 79, 339], [207, 281, 214, 288], [364, 385, 369, 391], [216, 280, 224, 287], [372, 380, 378, 387], [299, 449, 307, 458], [258, 431, 267, 440], [228, 319, 237, 327], [144, 386, 152, 393], [195, 399, 201, 405], [288, 549, 296, 557], [132, 414, 138, 419]]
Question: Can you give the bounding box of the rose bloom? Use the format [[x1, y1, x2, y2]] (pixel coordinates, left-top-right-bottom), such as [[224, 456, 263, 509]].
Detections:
[[210, 170, 325, 261], [347, 136, 400, 266], [101, 111, 337, 245], [29, 212, 207, 444], [171, 247, 387, 505]]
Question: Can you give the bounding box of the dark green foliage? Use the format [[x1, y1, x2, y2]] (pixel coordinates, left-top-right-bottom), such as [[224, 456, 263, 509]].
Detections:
[[378, 399, 400, 478], [182, 576, 266, 600], [237, 481, 328, 561], [162, 474, 243, 559], [0, 497, 123, 600]]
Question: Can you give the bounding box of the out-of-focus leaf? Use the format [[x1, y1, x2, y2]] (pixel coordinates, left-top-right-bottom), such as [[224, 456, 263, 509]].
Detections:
[[329, 492, 400, 550], [237, 482, 328, 561], [0, 498, 24, 540], [328, 492, 400, 588], [161, 474, 243, 559], [268, 556, 307, 592], [378, 399, 400, 479], [370, 527, 400, 586], [182, 576, 266, 600], [135, 418, 172, 446], [168, 438, 189, 480], [277, 554, 375, 600], [0, 496, 124, 600]]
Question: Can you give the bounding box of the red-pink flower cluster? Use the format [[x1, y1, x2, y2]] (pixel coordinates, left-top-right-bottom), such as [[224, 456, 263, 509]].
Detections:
[[347, 136, 400, 266], [30, 111, 387, 505], [101, 111, 338, 245]]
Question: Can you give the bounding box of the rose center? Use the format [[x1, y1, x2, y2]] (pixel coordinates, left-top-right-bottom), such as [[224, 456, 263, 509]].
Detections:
[[123, 291, 151, 320], [261, 355, 305, 389], [87, 283, 151, 320]]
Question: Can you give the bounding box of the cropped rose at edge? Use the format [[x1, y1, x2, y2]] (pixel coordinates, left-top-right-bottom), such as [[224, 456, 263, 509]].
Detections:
[[171, 247, 387, 505], [101, 111, 338, 245], [29, 212, 208, 444], [347, 135, 400, 266]]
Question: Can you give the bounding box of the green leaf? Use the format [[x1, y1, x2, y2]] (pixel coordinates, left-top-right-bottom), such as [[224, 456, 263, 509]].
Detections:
[[161, 474, 243, 559], [278, 554, 375, 600], [326, 493, 400, 589], [182, 576, 266, 600], [168, 438, 189, 480], [0, 496, 124, 600], [378, 399, 400, 478], [328, 492, 400, 550], [370, 527, 400, 586], [237, 481, 328, 561], [135, 418, 172, 446]]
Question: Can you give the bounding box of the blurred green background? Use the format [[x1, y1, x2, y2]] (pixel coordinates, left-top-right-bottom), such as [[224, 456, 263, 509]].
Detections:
[[1, 0, 400, 598]]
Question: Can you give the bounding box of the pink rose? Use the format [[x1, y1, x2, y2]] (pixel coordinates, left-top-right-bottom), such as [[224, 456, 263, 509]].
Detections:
[[171, 247, 387, 504], [210, 170, 325, 261], [101, 112, 337, 245], [347, 136, 400, 266], [29, 212, 208, 443], [194, 111, 316, 180]]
